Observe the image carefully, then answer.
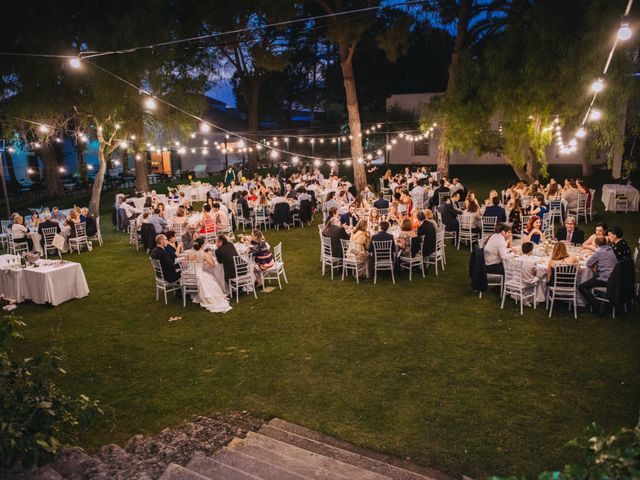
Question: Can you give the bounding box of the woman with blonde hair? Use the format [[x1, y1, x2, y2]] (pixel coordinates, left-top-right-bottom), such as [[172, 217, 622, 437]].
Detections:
[[547, 241, 578, 280]]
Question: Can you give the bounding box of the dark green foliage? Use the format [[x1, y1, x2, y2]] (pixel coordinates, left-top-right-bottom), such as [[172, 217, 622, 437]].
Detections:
[[0, 316, 102, 468]]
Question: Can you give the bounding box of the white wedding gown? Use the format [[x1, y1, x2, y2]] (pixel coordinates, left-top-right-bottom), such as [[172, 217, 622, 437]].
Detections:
[[191, 264, 232, 313]]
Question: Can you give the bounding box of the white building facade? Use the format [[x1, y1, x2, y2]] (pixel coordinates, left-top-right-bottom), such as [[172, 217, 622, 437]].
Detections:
[[386, 93, 595, 167]]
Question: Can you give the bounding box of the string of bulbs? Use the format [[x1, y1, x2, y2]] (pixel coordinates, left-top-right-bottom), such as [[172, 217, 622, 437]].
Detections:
[[554, 0, 634, 155]]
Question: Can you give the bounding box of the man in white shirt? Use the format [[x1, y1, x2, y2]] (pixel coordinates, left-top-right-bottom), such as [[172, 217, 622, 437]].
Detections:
[[119, 198, 139, 219], [519, 241, 539, 285], [483, 224, 512, 275]]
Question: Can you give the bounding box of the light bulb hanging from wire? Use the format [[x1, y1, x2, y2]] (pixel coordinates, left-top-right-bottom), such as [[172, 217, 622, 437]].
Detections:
[[618, 23, 632, 41]]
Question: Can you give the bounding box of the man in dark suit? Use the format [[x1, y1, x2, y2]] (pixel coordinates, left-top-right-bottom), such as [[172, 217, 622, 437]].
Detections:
[[150, 234, 180, 283], [373, 192, 389, 209], [483, 196, 507, 223], [277, 164, 287, 195], [368, 221, 396, 255], [37, 213, 61, 248], [214, 235, 239, 282], [416, 211, 436, 257], [339, 205, 359, 228], [556, 216, 584, 245], [323, 217, 350, 257], [438, 191, 461, 232], [429, 179, 451, 208]]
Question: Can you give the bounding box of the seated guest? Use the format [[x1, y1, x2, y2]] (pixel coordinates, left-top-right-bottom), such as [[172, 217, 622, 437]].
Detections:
[[484, 190, 499, 207], [242, 229, 275, 285], [212, 203, 230, 232], [324, 191, 340, 213], [368, 207, 381, 227], [369, 220, 396, 255], [37, 213, 61, 241], [81, 208, 97, 236], [462, 201, 482, 234], [484, 196, 507, 223], [425, 208, 439, 230], [555, 216, 584, 245], [508, 198, 524, 235], [578, 236, 617, 314], [546, 241, 578, 280], [200, 205, 217, 234], [429, 179, 450, 208], [150, 234, 180, 283], [322, 216, 350, 257], [607, 226, 631, 261], [149, 208, 168, 234], [582, 222, 608, 252], [483, 223, 512, 275], [562, 180, 579, 211], [465, 192, 480, 211], [236, 191, 251, 220], [51, 207, 66, 223], [339, 205, 360, 228], [416, 211, 436, 257], [524, 215, 545, 244], [397, 218, 418, 258], [65, 210, 82, 238], [269, 192, 289, 210], [136, 209, 151, 230], [528, 194, 547, 220], [11, 215, 33, 250], [181, 224, 199, 250], [373, 191, 389, 209], [214, 234, 239, 283], [296, 188, 312, 208], [438, 191, 461, 233], [170, 207, 189, 225], [165, 230, 181, 260], [348, 220, 371, 276], [519, 241, 539, 285]]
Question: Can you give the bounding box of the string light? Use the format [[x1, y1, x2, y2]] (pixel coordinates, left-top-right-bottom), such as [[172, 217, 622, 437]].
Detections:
[[86, 164, 94, 170], [618, 23, 632, 41], [130, 134, 136, 140], [270, 150, 279, 159], [38, 125, 49, 133], [291, 156, 299, 165], [143, 97, 157, 110], [191, 148, 196, 153], [314, 159, 321, 167], [119, 141, 128, 149], [576, 127, 586, 139], [589, 109, 602, 121], [69, 57, 82, 69], [591, 79, 604, 93], [202, 148, 209, 155], [135, 154, 142, 160], [199, 122, 211, 133]]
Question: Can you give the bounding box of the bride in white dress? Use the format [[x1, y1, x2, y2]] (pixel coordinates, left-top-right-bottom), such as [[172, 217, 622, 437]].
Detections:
[[182, 238, 232, 313]]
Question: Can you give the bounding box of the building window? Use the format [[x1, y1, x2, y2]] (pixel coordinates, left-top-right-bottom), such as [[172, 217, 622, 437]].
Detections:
[[413, 139, 430, 156]]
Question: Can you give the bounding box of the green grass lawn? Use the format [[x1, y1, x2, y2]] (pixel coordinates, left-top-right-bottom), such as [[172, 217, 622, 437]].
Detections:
[[9, 166, 640, 479]]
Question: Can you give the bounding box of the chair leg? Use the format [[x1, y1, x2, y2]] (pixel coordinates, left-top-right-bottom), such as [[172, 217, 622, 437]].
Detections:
[[500, 289, 507, 309], [164, 289, 168, 305], [282, 270, 288, 284]]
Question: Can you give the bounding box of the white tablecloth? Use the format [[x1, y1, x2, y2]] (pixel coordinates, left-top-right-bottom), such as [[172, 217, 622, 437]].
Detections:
[[178, 185, 211, 202], [0, 255, 89, 305], [131, 194, 168, 209], [601, 184, 639, 212]]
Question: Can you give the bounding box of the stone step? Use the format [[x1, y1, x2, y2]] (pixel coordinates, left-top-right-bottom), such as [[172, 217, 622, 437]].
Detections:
[[229, 443, 352, 480], [158, 463, 212, 480], [241, 431, 391, 480], [186, 453, 262, 480], [263, 419, 449, 480], [211, 447, 311, 480]]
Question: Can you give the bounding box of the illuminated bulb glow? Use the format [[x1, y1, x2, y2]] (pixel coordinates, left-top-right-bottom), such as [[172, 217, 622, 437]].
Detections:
[[270, 150, 279, 159], [576, 128, 586, 139], [86, 164, 94, 170], [591, 79, 604, 93], [291, 156, 299, 164], [199, 122, 211, 133], [298, 137, 304, 143], [120, 142, 128, 149], [589, 109, 602, 121], [38, 125, 49, 133], [191, 148, 196, 153], [329, 161, 336, 167], [314, 159, 321, 167], [345, 159, 352, 166], [144, 97, 157, 110], [69, 57, 82, 69], [618, 23, 632, 41]]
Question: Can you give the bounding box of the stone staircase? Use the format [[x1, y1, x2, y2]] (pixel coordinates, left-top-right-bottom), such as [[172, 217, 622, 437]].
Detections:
[[159, 418, 449, 480]]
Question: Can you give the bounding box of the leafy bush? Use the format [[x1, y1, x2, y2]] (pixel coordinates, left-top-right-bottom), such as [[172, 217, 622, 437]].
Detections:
[[490, 423, 640, 480], [0, 316, 102, 468]]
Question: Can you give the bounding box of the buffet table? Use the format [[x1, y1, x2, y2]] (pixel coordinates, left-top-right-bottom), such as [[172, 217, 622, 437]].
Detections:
[[0, 255, 89, 305]]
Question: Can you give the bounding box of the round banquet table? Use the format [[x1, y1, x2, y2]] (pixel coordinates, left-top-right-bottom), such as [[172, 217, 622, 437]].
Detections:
[[510, 242, 594, 306]]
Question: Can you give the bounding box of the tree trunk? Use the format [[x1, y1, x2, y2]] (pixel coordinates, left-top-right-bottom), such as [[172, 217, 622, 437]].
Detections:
[[89, 144, 108, 217], [339, 42, 366, 192], [136, 152, 150, 192], [511, 162, 528, 181], [76, 145, 88, 185], [40, 142, 64, 199], [525, 148, 539, 183], [611, 94, 629, 179], [242, 77, 260, 174], [436, 0, 472, 178], [581, 159, 593, 178], [4, 150, 20, 192]]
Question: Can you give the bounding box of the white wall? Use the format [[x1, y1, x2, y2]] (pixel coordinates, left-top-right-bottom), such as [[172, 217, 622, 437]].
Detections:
[[386, 93, 593, 167]]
